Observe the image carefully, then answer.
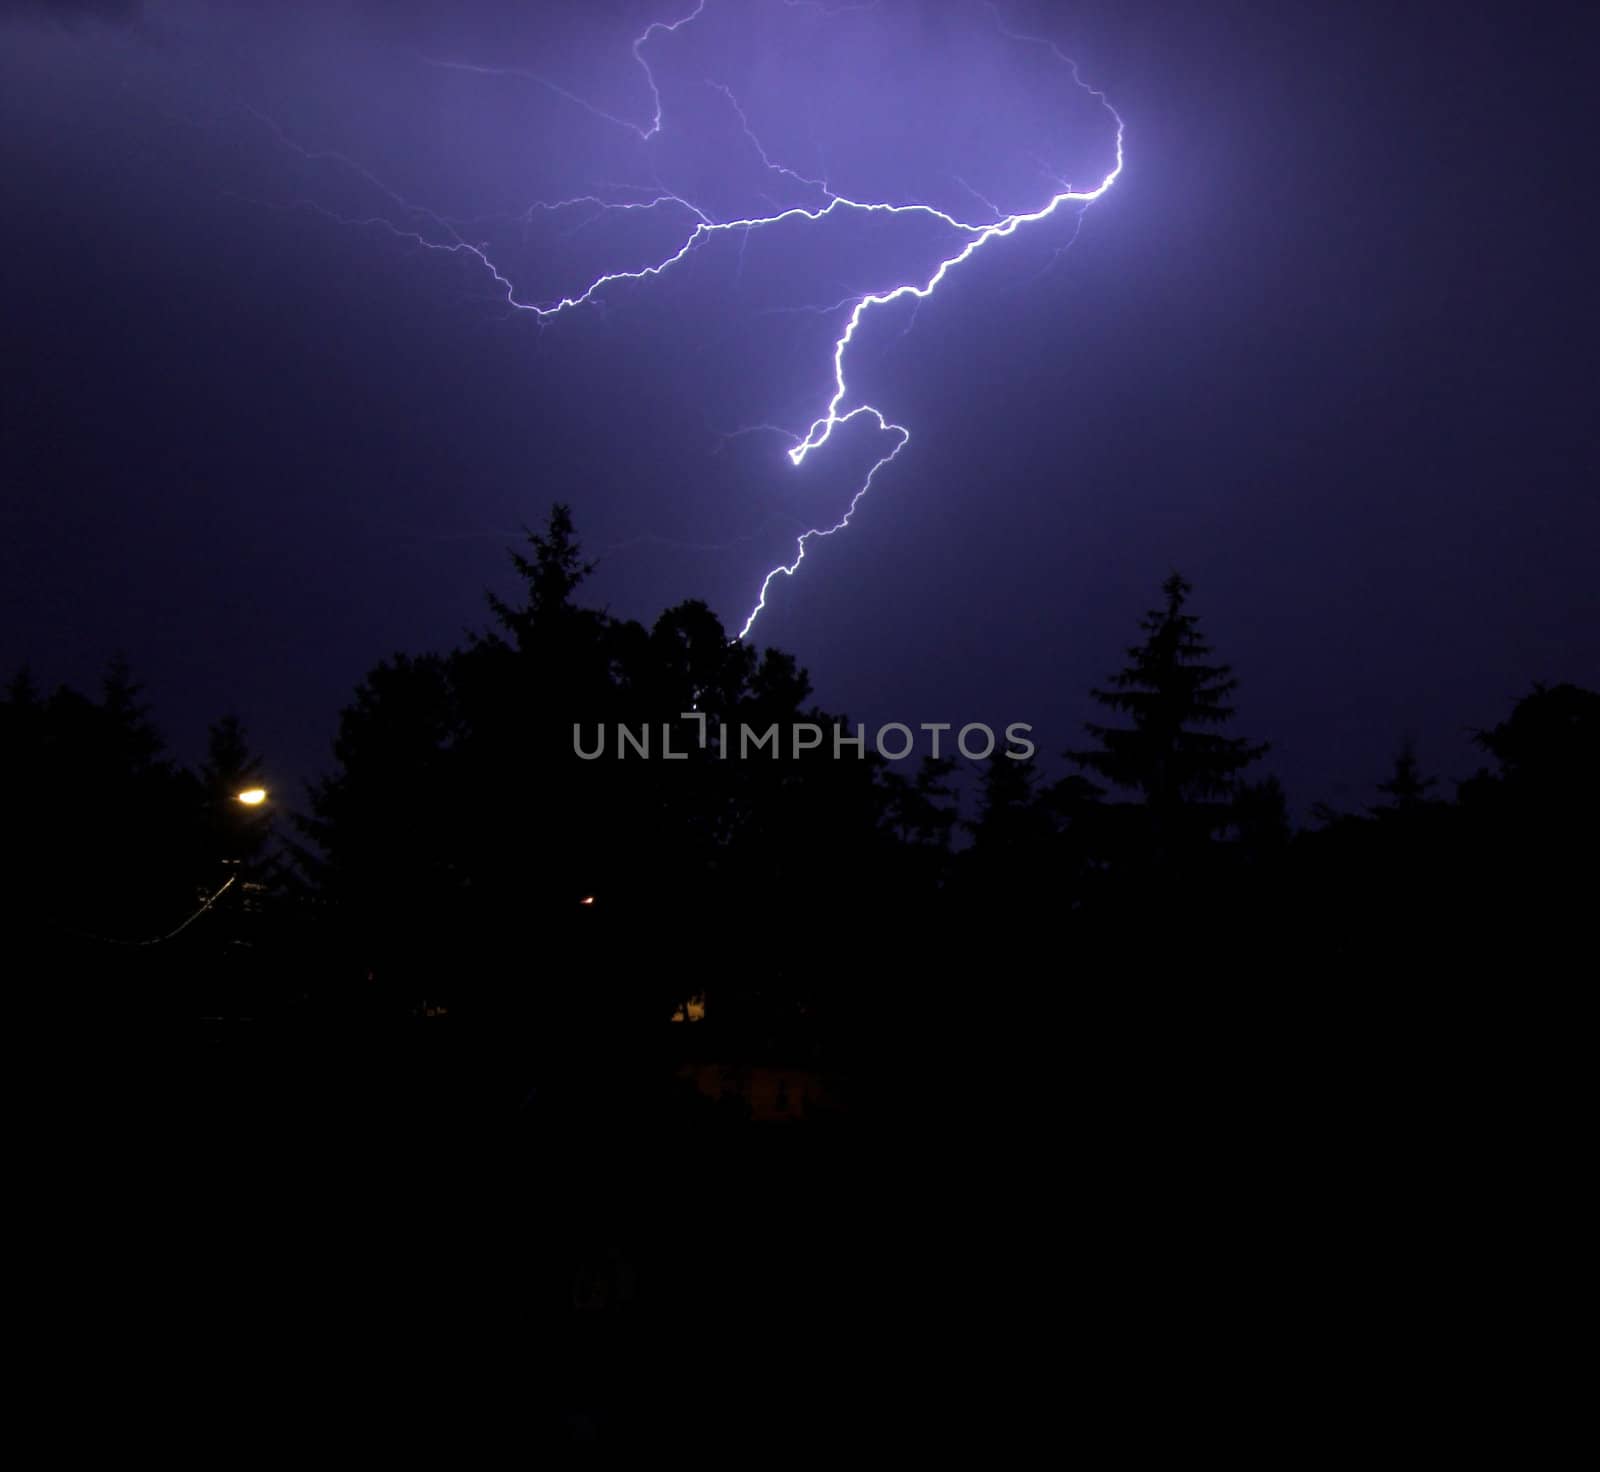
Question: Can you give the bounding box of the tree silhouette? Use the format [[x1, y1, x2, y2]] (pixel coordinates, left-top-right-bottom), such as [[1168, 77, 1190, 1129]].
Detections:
[[294, 651, 471, 1013], [1462, 682, 1599, 811], [1370, 737, 1439, 818], [1455, 682, 1599, 948], [0, 656, 247, 1005], [966, 751, 1055, 867], [882, 755, 960, 868], [99, 653, 167, 775], [1071, 572, 1267, 855], [484, 502, 597, 645], [1232, 774, 1292, 860], [295, 504, 898, 1042]]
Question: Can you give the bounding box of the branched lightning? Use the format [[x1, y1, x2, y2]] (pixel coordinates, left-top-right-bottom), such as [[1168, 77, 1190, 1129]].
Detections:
[[267, 0, 1124, 641]]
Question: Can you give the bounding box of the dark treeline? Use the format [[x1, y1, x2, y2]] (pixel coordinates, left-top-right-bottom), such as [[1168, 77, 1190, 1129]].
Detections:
[[12, 504, 1593, 1445], [9, 503, 1593, 1048]]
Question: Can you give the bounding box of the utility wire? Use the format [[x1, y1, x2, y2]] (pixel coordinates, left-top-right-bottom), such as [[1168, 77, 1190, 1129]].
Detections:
[[46, 874, 238, 949]]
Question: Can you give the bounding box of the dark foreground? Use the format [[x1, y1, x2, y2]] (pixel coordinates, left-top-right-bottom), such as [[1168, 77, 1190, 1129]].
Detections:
[[29, 997, 1580, 1452]]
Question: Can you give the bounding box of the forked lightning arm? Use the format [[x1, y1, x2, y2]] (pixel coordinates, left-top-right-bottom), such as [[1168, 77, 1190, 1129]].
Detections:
[[276, 0, 1124, 639]]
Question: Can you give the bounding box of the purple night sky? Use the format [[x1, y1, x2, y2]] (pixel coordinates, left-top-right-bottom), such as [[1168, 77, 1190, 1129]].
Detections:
[[2, 0, 1595, 814]]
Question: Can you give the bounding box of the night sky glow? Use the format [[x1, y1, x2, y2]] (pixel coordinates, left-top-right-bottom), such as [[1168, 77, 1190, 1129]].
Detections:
[[2, 0, 1594, 812]]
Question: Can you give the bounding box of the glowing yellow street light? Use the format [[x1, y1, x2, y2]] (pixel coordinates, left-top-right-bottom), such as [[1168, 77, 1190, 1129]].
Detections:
[[235, 787, 268, 807]]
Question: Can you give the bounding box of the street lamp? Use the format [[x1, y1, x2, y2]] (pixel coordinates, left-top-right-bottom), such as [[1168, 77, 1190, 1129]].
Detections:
[[235, 787, 268, 806]]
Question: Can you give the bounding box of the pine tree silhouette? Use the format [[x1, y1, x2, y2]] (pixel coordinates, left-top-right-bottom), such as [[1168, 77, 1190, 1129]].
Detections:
[[1370, 737, 1438, 817], [1071, 573, 1267, 852], [483, 502, 601, 651]]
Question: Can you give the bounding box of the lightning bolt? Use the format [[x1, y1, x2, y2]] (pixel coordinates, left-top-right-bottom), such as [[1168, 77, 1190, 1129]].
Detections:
[[265, 0, 1124, 642]]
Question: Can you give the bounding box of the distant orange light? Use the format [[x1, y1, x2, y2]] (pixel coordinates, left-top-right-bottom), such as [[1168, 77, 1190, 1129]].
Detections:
[[580, 895, 595, 906], [671, 993, 706, 1024], [235, 788, 268, 806]]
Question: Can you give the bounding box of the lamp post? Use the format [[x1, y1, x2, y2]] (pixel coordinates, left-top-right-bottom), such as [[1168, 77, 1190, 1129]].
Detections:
[[191, 786, 273, 1018], [216, 787, 270, 894]]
